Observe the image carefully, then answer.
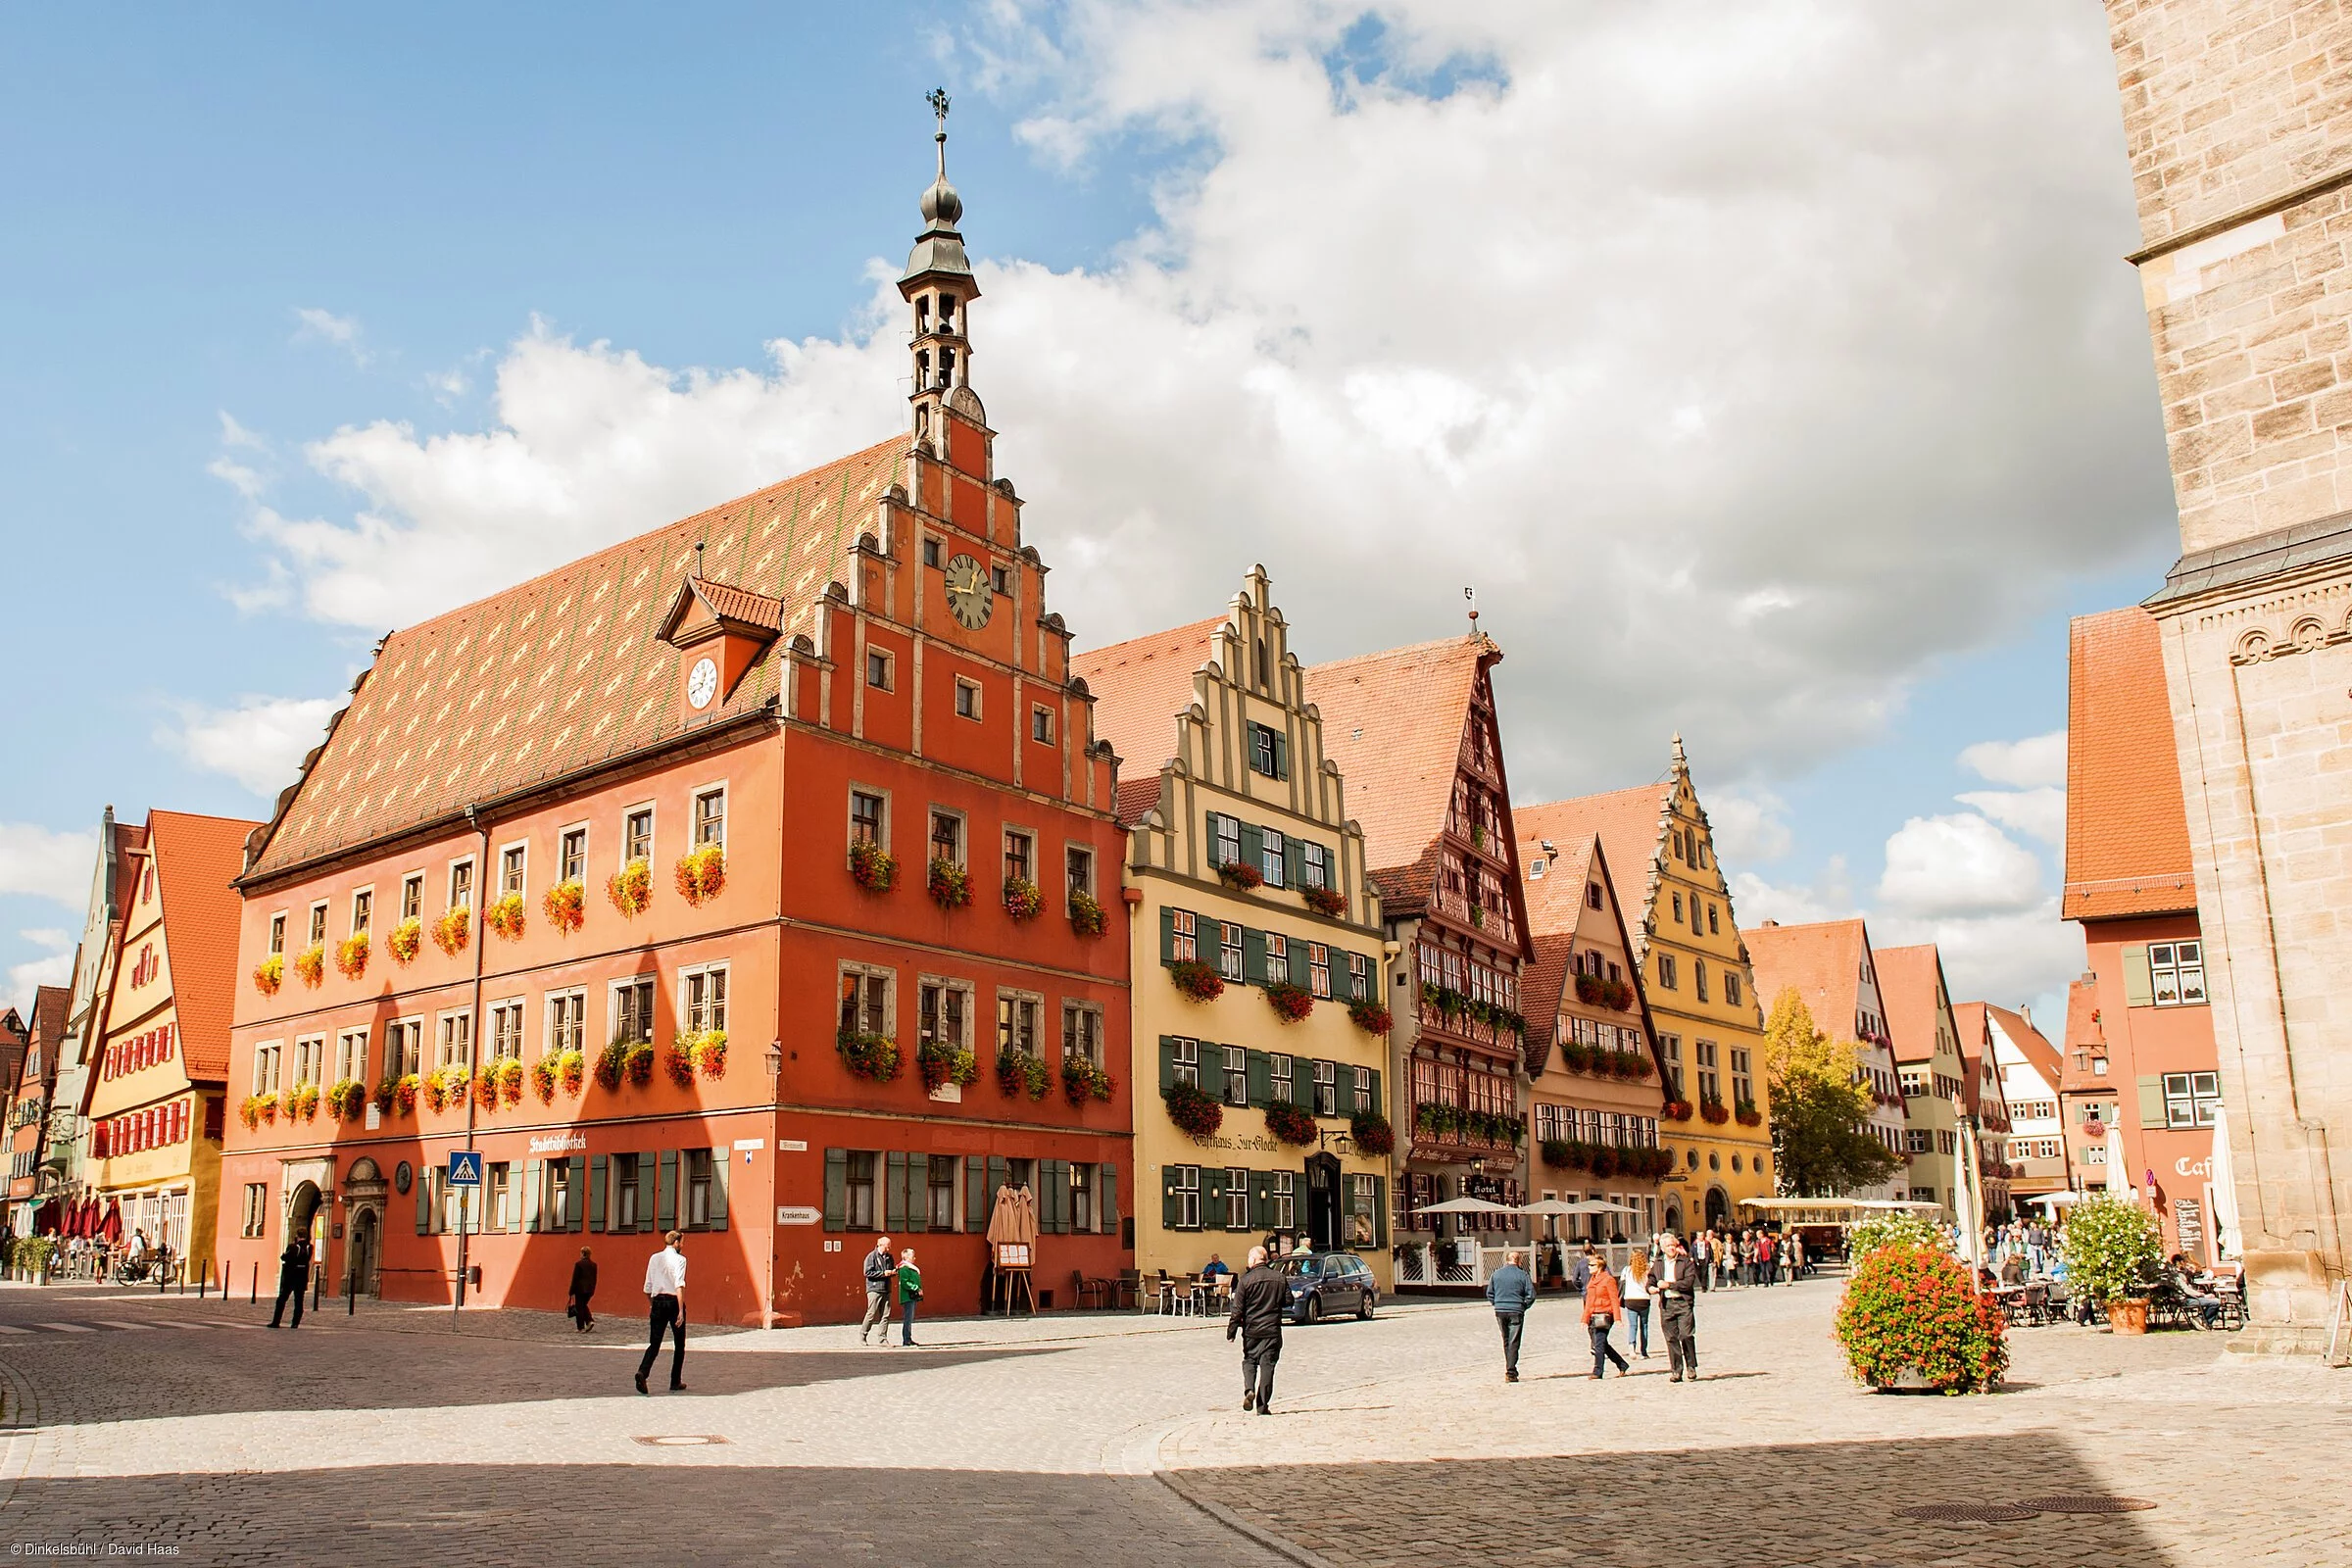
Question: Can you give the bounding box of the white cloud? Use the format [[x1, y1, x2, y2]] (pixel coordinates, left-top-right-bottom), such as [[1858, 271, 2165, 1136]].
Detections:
[[293, 307, 369, 366], [161, 696, 339, 799], [1957, 785, 2066, 847], [1875, 811, 2045, 919], [0, 824, 97, 907], [213, 1, 2162, 802], [1961, 730, 2068, 789], [1706, 785, 1794, 865], [1730, 857, 1856, 929], [1873, 900, 2081, 1021], [6, 930, 74, 1016]]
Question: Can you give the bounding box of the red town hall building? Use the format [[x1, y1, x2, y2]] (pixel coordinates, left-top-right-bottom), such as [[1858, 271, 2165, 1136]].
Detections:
[[215, 113, 1132, 1325]]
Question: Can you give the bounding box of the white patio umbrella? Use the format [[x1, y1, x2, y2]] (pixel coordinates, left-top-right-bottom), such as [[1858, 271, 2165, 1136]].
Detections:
[[2106, 1123, 2131, 1200], [2208, 1102, 2243, 1261], [1414, 1196, 1514, 1215], [1953, 1115, 1983, 1270]]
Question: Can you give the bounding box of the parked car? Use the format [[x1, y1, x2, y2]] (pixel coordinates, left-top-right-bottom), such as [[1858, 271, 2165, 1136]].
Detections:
[[1279, 1250, 1377, 1324]]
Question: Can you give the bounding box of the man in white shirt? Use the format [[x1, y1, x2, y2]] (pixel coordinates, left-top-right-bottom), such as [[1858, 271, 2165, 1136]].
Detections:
[[635, 1230, 688, 1395]]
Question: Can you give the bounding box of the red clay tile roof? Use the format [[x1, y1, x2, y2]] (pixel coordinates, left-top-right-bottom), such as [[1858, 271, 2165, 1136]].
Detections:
[[1111, 775, 1163, 829], [1305, 635, 1493, 903], [2065, 607, 2196, 920], [1512, 785, 1669, 956], [249, 435, 907, 878], [1874, 943, 1950, 1066], [28, 985, 70, 1050], [1746, 918, 1870, 1043], [2058, 978, 2106, 1092], [148, 811, 264, 1083], [1518, 834, 1598, 1067], [1984, 1002, 2061, 1088], [1950, 1002, 1993, 1114], [1070, 613, 1226, 782]]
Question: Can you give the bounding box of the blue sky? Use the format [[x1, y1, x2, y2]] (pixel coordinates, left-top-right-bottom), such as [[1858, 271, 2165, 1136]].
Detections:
[[0, 4, 2175, 1021]]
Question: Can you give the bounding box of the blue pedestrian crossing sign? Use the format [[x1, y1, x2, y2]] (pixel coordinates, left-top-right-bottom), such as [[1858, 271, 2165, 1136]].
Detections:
[[447, 1151, 484, 1188]]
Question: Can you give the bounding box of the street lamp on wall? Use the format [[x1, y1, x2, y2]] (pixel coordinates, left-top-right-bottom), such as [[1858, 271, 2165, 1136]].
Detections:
[[764, 1040, 783, 1083]]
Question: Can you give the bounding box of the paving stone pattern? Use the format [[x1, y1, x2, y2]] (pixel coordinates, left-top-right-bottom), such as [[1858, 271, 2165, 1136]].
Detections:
[[0, 1275, 2345, 1566]]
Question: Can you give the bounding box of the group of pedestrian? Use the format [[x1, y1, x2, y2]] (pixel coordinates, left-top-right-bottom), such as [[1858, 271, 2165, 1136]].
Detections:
[[858, 1234, 926, 1347], [1470, 1231, 1708, 1386], [1685, 1226, 1804, 1290]]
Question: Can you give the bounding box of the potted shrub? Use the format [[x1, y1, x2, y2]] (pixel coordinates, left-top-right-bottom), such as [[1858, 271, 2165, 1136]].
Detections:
[[927, 858, 972, 910], [847, 839, 898, 894], [292, 945, 326, 989], [1834, 1241, 2008, 1393], [1168, 959, 1225, 1003], [543, 878, 586, 935], [1216, 859, 1264, 891], [251, 953, 283, 997], [1263, 980, 1314, 1023], [334, 933, 369, 980], [1349, 1110, 1394, 1156], [1059, 1053, 1114, 1104], [1263, 1099, 1318, 1147], [431, 906, 472, 956], [2061, 1195, 2164, 1334], [1347, 998, 1393, 1036], [918, 1039, 979, 1095], [484, 891, 527, 942], [386, 916, 422, 965], [1002, 875, 1045, 922], [607, 858, 653, 917], [1300, 883, 1347, 917], [1068, 887, 1107, 937], [1164, 1081, 1224, 1139], [674, 843, 727, 906], [838, 1030, 903, 1083]]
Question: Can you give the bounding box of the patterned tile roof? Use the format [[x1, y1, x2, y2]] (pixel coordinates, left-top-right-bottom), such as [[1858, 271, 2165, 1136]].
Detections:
[[1304, 635, 1492, 904], [1070, 614, 1226, 783], [1745, 918, 1869, 1043], [249, 435, 906, 878], [2064, 607, 2197, 920], [147, 810, 264, 1082], [1512, 785, 1669, 953], [1874, 943, 1950, 1066]]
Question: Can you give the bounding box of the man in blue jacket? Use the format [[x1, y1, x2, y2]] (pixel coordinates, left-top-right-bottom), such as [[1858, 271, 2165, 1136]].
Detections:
[[1486, 1249, 1536, 1383]]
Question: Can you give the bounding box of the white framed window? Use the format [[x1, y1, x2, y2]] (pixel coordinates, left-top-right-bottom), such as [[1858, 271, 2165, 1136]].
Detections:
[[1308, 943, 1331, 1000], [1065, 844, 1094, 897], [559, 825, 588, 884], [1222, 1045, 1249, 1106], [1219, 921, 1244, 981], [622, 806, 655, 865], [545, 992, 585, 1059], [436, 1010, 472, 1069], [448, 857, 475, 910], [1171, 1036, 1200, 1089], [251, 1040, 282, 1096], [488, 1000, 526, 1061], [1060, 1002, 1103, 1064], [865, 648, 894, 690], [399, 874, 423, 923], [1301, 840, 1330, 889], [851, 788, 888, 848], [1348, 953, 1370, 1002], [1030, 705, 1053, 743], [612, 977, 655, 1046], [995, 989, 1041, 1054], [334, 1027, 368, 1084], [1004, 827, 1035, 885], [1270, 1171, 1295, 1231], [1264, 932, 1290, 983], [2150, 942, 2206, 1005], [292, 1034, 324, 1087], [681, 962, 729, 1034], [1270, 1052, 1294, 1103], [839, 964, 895, 1039], [1260, 828, 1287, 889], [2163, 1071, 2223, 1127], [1170, 908, 1199, 962], [268, 913, 286, 956], [693, 785, 727, 849], [1172, 1164, 1201, 1230], [954, 678, 981, 720], [1313, 1059, 1337, 1116], [929, 808, 965, 866], [307, 902, 327, 947], [387, 1018, 423, 1079], [917, 978, 974, 1050], [350, 888, 372, 935], [1225, 1166, 1250, 1230], [1353, 1064, 1373, 1108], [1211, 812, 1243, 867], [499, 841, 527, 898]]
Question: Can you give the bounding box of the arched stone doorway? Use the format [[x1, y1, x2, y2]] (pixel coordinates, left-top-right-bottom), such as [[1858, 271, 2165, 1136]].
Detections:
[[1703, 1186, 1730, 1229], [287, 1180, 324, 1246], [341, 1157, 387, 1297], [1663, 1202, 1684, 1236]]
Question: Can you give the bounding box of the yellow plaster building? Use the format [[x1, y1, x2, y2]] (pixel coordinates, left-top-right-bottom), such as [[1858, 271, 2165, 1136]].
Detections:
[[1075, 568, 1394, 1288]]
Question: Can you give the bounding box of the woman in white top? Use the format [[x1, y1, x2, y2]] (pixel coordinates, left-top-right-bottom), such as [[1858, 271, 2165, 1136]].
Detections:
[[1618, 1250, 1654, 1358]]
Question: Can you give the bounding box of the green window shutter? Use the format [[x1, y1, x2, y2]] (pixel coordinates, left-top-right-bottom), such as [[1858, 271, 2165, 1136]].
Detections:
[[522, 1160, 543, 1234], [1336, 1067, 1356, 1117], [885, 1152, 908, 1232], [1101, 1165, 1117, 1235], [710, 1147, 729, 1232], [1295, 1060, 1315, 1110], [1247, 1049, 1272, 1108], [1243, 928, 1268, 985], [1159, 1036, 1177, 1094], [1203, 1166, 1228, 1230], [1250, 1171, 1271, 1230], [588, 1156, 608, 1234], [1367, 1068, 1383, 1119], [823, 1149, 848, 1231], [415, 1167, 431, 1235], [1162, 1166, 1181, 1230], [1160, 906, 1177, 965], [988, 1157, 1009, 1212], [568, 1155, 587, 1233], [2122, 947, 2154, 1007], [965, 1154, 988, 1231], [1240, 823, 1263, 876], [1272, 734, 1290, 779], [2136, 1075, 2167, 1130], [637, 1157, 657, 1236], [657, 1151, 678, 1231], [1283, 836, 1304, 888], [1047, 1160, 1069, 1233], [1373, 1175, 1388, 1247], [1289, 943, 1308, 985]]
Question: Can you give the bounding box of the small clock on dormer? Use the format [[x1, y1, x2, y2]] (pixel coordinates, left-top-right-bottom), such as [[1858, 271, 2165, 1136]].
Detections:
[[686, 656, 719, 710], [944, 553, 995, 629]]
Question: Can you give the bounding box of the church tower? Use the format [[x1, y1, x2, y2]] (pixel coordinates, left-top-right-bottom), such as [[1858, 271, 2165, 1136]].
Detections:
[[902, 88, 987, 467]]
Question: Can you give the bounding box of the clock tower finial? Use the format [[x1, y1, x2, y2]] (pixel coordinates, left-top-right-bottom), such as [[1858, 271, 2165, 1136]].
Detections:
[[902, 87, 982, 456]]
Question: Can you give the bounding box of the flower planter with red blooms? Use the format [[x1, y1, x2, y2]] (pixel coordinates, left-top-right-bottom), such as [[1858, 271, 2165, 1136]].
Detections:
[[292, 945, 325, 989], [1263, 981, 1314, 1024], [543, 879, 586, 936], [1299, 884, 1347, 917], [1574, 973, 1605, 1006], [607, 858, 653, 918], [1699, 1100, 1732, 1125], [847, 840, 898, 894], [386, 917, 422, 966], [674, 844, 726, 906], [1164, 1081, 1224, 1140], [252, 954, 283, 997], [1215, 859, 1263, 892], [324, 1080, 368, 1122], [495, 1058, 524, 1107], [663, 1047, 697, 1090], [292, 1084, 320, 1122], [1591, 1148, 1620, 1180], [1663, 1100, 1694, 1122], [484, 892, 527, 943], [995, 1050, 1051, 1101], [1348, 1111, 1394, 1157], [1833, 1241, 2008, 1394], [472, 1070, 500, 1112], [1347, 999, 1394, 1037], [594, 1044, 627, 1093], [531, 1057, 559, 1105], [926, 858, 972, 911], [1001, 876, 1045, 922], [334, 933, 369, 981], [838, 1031, 903, 1084], [557, 1052, 586, 1098], [1263, 1100, 1319, 1147], [432, 906, 472, 957], [918, 1040, 979, 1095], [1168, 960, 1225, 1003], [1058, 1054, 1114, 1105], [1068, 888, 1107, 938], [1734, 1102, 1764, 1127], [688, 1030, 727, 1081], [1600, 977, 1635, 1011], [624, 1045, 656, 1088], [1562, 1042, 1593, 1074]]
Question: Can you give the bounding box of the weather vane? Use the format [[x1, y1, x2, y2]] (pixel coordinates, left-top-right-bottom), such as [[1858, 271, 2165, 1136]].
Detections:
[[928, 87, 951, 126], [1465, 585, 1479, 628]]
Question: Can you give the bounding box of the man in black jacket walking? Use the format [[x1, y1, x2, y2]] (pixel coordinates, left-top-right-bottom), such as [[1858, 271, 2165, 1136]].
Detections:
[[1654, 1231, 1701, 1382], [1227, 1246, 1288, 1416], [268, 1233, 314, 1329]]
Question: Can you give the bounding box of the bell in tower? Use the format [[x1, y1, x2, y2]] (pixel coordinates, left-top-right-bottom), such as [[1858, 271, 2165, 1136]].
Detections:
[[903, 87, 984, 457]]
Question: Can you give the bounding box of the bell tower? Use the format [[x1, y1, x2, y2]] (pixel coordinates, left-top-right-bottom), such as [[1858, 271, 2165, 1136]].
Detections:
[[902, 88, 984, 463]]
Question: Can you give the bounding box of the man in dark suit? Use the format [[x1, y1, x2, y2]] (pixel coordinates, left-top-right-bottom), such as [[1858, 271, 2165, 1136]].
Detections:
[[1226, 1246, 1289, 1416], [268, 1231, 315, 1329]]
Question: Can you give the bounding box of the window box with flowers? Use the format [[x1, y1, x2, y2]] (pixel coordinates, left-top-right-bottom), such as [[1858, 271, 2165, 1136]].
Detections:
[[1734, 1100, 1763, 1127], [838, 1030, 903, 1083], [325, 1079, 368, 1122], [1600, 977, 1635, 1011], [557, 1050, 586, 1098], [1699, 1099, 1731, 1125], [1263, 1099, 1319, 1147], [675, 844, 726, 906], [239, 1092, 280, 1130], [485, 892, 527, 942], [1348, 1110, 1394, 1156], [292, 1083, 321, 1122], [918, 1039, 979, 1096], [1420, 982, 1469, 1022], [848, 840, 898, 894], [469, 1069, 498, 1112], [1068, 888, 1107, 938], [995, 1049, 1051, 1101], [625, 1043, 656, 1088], [1590, 1147, 1621, 1180], [1541, 1138, 1590, 1172], [1168, 960, 1224, 1003], [497, 1058, 524, 1106], [1263, 981, 1314, 1024], [1164, 1081, 1223, 1139], [1663, 1100, 1693, 1121], [1561, 1041, 1593, 1074], [531, 1056, 560, 1105], [927, 858, 972, 910], [334, 933, 369, 981], [594, 1042, 629, 1093], [252, 954, 283, 997], [663, 1045, 697, 1090], [1414, 1102, 1463, 1141], [1002, 876, 1045, 922], [687, 1030, 727, 1080], [1059, 1054, 1114, 1105], [431, 906, 471, 957], [1615, 1051, 1654, 1080], [1574, 972, 1605, 1006], [421, 1065, 467, 1114], [543, 879, 586, 935], [1300, 884, 1347, 917], [292, 945, 325, 989], [1347, 999, 1393, 1036], [608, 858, 653, 918], [1216, 859, 1264, 892], [386, 916, 422, 965], [371, 1075, 418, 1117]]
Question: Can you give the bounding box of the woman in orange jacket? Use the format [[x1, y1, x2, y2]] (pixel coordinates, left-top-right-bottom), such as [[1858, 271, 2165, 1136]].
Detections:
[[1580, 1249, 1632, 1379]]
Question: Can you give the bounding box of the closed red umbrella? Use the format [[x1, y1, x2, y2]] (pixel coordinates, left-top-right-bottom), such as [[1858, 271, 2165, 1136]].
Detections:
[[100, 1199, 122, 1243]]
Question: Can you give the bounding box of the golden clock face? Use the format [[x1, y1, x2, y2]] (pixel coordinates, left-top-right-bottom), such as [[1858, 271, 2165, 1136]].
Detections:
[[944, 553, 994, 629]]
